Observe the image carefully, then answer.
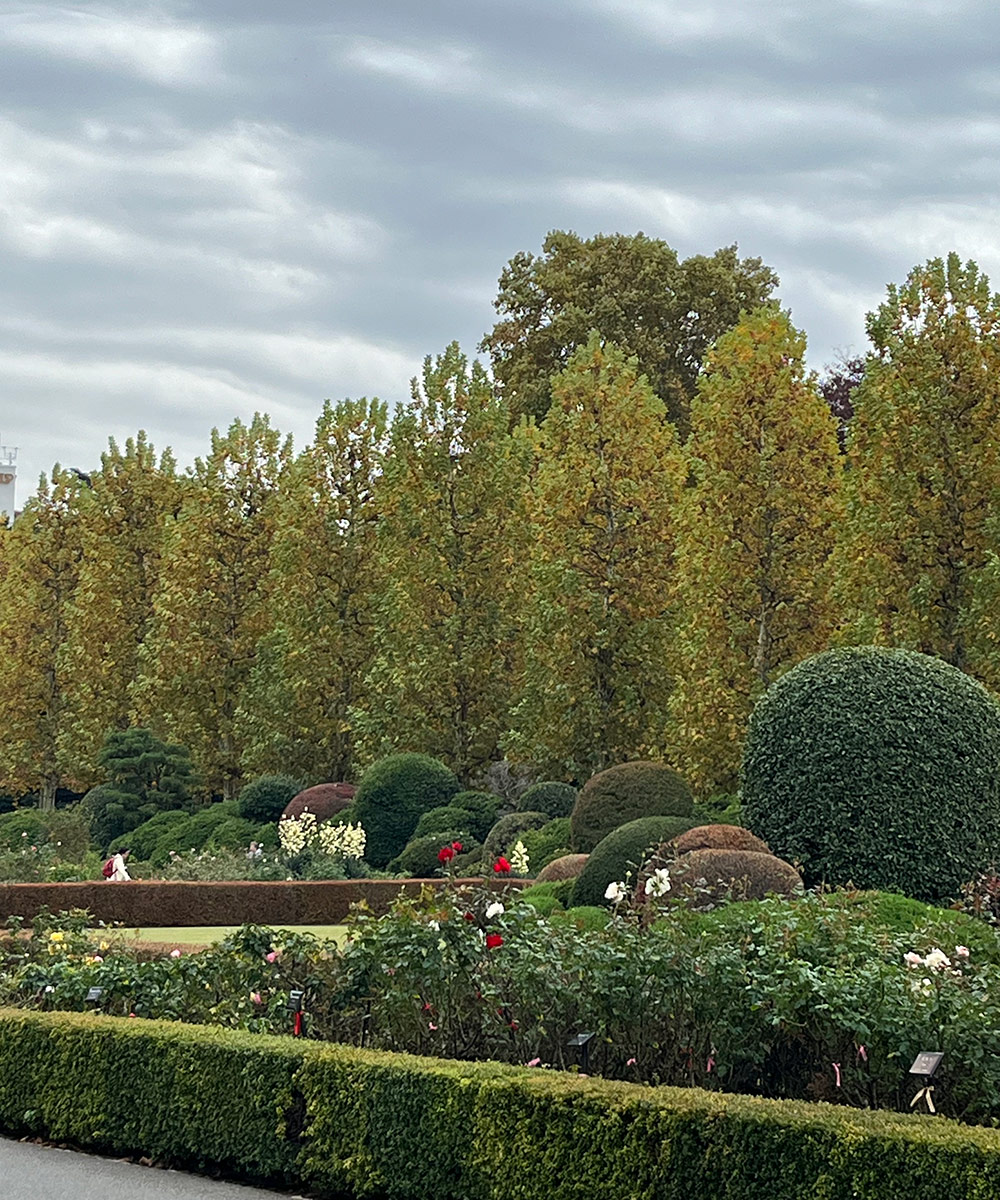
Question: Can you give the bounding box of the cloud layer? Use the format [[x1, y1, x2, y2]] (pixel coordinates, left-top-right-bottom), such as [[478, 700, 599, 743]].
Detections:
[[3, 0, 999, 496]]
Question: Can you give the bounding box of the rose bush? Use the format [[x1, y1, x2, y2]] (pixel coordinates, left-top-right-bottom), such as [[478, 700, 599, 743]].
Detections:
[[5, 884, 1000, 1124]]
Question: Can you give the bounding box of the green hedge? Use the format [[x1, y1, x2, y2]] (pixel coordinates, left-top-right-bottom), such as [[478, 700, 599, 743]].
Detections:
[[3, 1009, 1000, 1199]]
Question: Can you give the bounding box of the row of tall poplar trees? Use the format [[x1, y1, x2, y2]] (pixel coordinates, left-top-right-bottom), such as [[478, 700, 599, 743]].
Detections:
[[2, 253, 999, 806]]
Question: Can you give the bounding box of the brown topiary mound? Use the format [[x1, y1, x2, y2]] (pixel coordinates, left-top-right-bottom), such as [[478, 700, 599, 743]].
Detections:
[[671, 848, 802, 902], [672, 824, 771, 856], [283, 783, 356, 823], [537, 853, 589, 882]]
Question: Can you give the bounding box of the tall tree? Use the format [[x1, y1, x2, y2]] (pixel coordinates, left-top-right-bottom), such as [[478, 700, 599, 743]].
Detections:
[[355, 344, 528, 780], [0, 469, 89, 807], [237, 398, 388, 783], [506, 333, 687, 780], [135, 415, 291, 800], [57, 433, 182, 787], [481, 230, 778, 433], [834, 254, 1000, 683], [668, 309, 844, 796]]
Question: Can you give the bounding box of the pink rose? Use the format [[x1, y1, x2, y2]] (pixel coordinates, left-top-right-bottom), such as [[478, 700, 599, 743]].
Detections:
[[265, 951, 278, 963]]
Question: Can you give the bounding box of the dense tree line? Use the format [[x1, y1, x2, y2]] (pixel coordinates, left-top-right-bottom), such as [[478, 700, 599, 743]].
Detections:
[[2, 239, 999, 805]]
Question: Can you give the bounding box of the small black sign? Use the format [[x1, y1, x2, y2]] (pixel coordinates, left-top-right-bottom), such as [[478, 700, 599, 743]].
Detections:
[[909, 1051, 943, 1077]]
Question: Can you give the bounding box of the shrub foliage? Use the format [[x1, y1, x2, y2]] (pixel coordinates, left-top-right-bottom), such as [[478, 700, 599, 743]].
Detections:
[[572, 815, 697, 907], [570, 761, 694, 853], [354, 754, 461, 868], [742, 646, 1000, 901]]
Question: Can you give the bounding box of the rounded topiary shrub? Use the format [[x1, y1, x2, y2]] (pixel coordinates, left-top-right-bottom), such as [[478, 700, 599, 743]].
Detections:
[[572, 815, 698, 908], [570, 762, 694, 853], [482, 810, 549, 863], [672, 824, 771, 856], [283, 782, 357, 823], [742, 646, 1000, 902], [518, 781, 577, 819], [518, 817, 572, 873], [414, 805, 480, 840], [237, 774, 302, 824], [536, 853, 589, 882], [354, 754, 461, 868], [449, 791, 503, 842], [670, 848, 802, 902], [388, 832, 478, 877]]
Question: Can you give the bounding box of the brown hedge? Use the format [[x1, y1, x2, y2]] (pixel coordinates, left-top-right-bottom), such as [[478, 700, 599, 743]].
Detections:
[[0, 878, 526, 927], [672, 849, 803, 901], [672, 824, 772, 855], [536, 853, 589, 882], [283, 782, 356, 821]]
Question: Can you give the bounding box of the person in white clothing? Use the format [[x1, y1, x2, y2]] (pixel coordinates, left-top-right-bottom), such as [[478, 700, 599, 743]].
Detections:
[[108, 849, 131, 881]]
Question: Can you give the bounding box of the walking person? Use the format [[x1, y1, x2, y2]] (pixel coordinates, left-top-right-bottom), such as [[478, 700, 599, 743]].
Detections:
[[103, 849, 131, 881]]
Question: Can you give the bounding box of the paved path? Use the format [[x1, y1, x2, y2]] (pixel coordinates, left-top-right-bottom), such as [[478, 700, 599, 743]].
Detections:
[[1, 1137, 308, 1199]]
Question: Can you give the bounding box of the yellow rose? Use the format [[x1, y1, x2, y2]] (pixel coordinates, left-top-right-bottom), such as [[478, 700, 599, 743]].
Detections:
[[49, 932, 64, 943]]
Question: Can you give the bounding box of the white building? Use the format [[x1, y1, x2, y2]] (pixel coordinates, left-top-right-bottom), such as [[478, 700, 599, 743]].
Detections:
[[0, 441, 17, 525]]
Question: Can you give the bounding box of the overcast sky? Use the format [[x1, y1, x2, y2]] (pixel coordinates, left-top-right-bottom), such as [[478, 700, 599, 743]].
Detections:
[[3, 0, 1000, 502]]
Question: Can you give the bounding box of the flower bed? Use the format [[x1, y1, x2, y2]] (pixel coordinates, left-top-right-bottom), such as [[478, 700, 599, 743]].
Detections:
[[2, 1007, 1000, 1200]]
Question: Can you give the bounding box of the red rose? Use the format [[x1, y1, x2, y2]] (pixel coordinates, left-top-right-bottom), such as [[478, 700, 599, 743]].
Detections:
[[493, 856, 511, 874], [486, 933, 503, 949], [438, 844, 456, 863], [463, 911, 475, 922], [452, 841, 463, 851]]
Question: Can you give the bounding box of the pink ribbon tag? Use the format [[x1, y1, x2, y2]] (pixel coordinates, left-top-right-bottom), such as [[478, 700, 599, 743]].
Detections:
[[832, 1062, 842, 1088], [857, 1044, 868, 1062], [706, 1055, 715, 1073]]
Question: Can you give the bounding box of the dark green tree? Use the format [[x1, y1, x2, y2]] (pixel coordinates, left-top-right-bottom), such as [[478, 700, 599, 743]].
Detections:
[[480, 230, 778, 433], [89, 727, 196, 849]]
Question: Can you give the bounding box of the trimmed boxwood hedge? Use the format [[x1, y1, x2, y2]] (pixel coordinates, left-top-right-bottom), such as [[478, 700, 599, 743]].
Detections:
[[570, 761, 695, 853], [4, 1009, 1000, 1199], [354, 754, 461, 868], [742, 646, 1000, 902]]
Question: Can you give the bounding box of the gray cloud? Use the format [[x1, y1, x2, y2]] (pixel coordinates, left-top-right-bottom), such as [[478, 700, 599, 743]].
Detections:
[[2, 0, 999, 499]]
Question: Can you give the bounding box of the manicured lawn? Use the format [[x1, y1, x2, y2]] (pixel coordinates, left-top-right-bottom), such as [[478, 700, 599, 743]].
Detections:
[[102, 924, 348, 947]]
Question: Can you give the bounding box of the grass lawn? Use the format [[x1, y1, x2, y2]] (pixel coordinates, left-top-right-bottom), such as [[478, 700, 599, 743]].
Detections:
[[102, 924, 349, 948]]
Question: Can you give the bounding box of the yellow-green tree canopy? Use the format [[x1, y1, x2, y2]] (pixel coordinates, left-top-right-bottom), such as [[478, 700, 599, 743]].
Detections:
[[0, 469, 89, 807], [834, 254, 1000, 685], [135, 414, 291, 799], [58, 433, 181, 787], [356, 343, 528, 781], [237, 397, 388, 783], [669, 309, 843, 796], [506, 333, 687, 779]]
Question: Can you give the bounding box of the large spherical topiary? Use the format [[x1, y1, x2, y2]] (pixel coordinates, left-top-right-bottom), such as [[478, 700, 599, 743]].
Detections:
[[238, 774, 303, 824], [570, 762, 694, 853], [354, 754, 461, 868], [518, 781, 577, 819], [572, 815, 697, 908], [742, 646, 1000, 902]]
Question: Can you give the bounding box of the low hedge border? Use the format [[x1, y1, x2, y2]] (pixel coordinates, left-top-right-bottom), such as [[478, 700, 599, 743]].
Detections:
[[1, 1009, 1000, 1199], [0, 878, 524, 927]]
